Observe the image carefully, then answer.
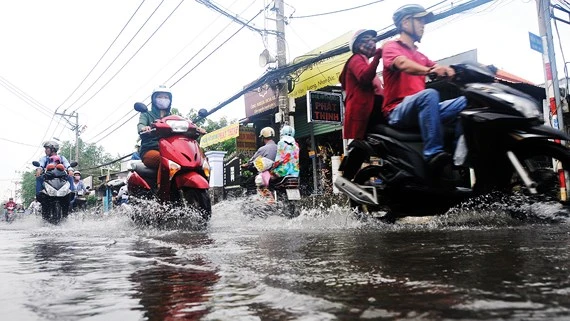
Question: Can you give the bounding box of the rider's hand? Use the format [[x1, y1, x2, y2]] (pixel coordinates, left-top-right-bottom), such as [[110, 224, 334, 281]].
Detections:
[[432, 65, 455, 78], [196, 127, 207, 134], [140, 126, 151, 133]]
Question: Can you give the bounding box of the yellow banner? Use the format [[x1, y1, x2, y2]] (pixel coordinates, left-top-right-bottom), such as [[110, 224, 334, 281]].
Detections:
[[289, 31, 353, 99], [200, 123, 239, 148]]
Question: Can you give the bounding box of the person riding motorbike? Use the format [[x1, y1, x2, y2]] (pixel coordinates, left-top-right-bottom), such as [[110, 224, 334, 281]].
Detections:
[[339, 28, 384, 179], [272, 125, 300, 178], [36, 141, 74, 195], [240, 127, 278, 189], [382, 4, 467, 173], [137, 85, 174, 169], [70, 171, 89, 211], [28, 197, 41, 215], [4, 198, 17, 211]]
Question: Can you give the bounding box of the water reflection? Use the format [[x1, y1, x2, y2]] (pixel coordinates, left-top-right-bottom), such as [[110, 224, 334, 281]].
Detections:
[[129, 236, 220, 321]]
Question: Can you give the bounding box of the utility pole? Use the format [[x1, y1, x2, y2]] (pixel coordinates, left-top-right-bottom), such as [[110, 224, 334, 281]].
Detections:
[[55, 111, 80, 162], [537, 0, 565, 131], [536, 0, 566, 200], [275, 0, 289, 126]]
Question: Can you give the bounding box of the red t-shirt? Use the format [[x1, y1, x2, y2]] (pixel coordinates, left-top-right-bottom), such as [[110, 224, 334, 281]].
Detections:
[[382, 40, 435, 116]]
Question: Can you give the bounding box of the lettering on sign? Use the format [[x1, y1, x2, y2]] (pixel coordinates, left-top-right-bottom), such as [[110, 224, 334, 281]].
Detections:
[[306, 91, 343, 124]]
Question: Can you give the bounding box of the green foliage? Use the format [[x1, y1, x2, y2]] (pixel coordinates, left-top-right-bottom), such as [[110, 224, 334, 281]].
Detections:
[[186, 109, 237, 155], [20, 171, 36, 207]]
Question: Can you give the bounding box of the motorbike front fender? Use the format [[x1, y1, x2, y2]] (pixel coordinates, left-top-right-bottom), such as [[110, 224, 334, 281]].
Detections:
[[175, 171, 209, 189]]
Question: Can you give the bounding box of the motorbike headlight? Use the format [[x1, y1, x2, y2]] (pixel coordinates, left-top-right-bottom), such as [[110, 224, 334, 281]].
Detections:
[[492, 93, 541, 119], [166, 120, 190, 133], [168, 160, 181, 180]]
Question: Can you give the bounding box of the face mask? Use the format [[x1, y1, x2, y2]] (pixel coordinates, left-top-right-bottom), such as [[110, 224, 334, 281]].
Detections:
[[155, 97, 170, 110], [358, 40, 376, 58]]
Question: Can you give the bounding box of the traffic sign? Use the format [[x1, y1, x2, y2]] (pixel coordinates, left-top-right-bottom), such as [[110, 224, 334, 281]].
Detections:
[[529, 32, 543, 54]]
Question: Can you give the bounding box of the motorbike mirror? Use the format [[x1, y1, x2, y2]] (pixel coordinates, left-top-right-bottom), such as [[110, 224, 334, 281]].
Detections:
[[70, 161, 78, 167], [198, 108, 209, 118], [32, 161, 40, 167], [134, 102, 149, 113]]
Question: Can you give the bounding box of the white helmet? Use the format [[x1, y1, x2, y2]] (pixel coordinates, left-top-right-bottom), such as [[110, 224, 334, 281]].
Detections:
[[259, 127, 275, 139], [152, 85, 172, 109], [280, 125, 295, 137], [349, 29, 377, 53]]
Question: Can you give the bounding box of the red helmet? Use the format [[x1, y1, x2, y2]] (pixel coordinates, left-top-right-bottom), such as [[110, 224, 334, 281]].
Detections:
[[49, 155, 61, 164]]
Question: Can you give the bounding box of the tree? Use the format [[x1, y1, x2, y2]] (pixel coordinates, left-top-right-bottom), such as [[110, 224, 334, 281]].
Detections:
[[186, 109, 237, 155], [20, 171, 37, 207]]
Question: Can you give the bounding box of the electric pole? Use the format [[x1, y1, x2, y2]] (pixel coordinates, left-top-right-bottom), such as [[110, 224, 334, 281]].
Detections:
[[536, 0, 567, 201], [537, 0, 565, 131], [55, 111, 80, 162], [275, 0, 289, 126]]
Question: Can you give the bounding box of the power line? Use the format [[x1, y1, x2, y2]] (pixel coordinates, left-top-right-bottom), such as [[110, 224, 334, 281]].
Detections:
[[86, 2, 264, 146], [0, 76, 52, 118], [63, 0, 167, 112], [0, 137, 38, 148], [71, 0, 186, 113], [55, 0, 147, 112], [289, 0, 386, 19], [170, 5, 268, 87], [86, 0, 247, 137]]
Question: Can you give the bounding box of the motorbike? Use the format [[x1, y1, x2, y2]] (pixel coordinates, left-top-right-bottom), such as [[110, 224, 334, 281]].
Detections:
[[128, 102, 212, 226], [239, 165, 301, 218], [4, 204, 16, 223], [335, 63, 570, 222], [32, 161, 78, 224]]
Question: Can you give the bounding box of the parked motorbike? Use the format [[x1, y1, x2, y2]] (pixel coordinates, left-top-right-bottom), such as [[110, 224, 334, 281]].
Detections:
[[240, 165, 301, 218], [335, 63, 570, 222], [128, 102, 212, 226], [32, 161, 78, 224]]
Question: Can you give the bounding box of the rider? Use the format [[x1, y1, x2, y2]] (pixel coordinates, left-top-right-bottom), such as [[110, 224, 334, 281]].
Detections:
[[272, 125, 300, 178], [28, 197, 41, 215], [137, 85, 173, 169], [4, 197, 17, 211], [340, 29, 383, 140], [36, 141, 74, 195], [339, 28, 384, 180], [240, 127, 278, 188], [70, 171, 89, 211], [382, 4, 467, 172]]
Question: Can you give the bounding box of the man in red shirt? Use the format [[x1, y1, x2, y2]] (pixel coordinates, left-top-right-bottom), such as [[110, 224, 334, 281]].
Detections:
[[382, 4, 467, 171]]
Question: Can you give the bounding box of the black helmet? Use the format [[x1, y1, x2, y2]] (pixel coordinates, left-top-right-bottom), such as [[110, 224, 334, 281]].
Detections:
[[393, 4, 434, 30], [43, 140, 59, 153]]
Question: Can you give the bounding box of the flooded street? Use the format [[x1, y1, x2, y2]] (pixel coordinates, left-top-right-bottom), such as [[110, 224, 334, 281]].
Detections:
[[1, 199, 570, 320]]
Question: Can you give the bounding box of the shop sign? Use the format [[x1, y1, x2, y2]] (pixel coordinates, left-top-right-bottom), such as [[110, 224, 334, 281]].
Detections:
[[243, 83, 278, 117], [200, 123, 240, 148], [236, 126, 257, 151], [289, 31, 352, 99], [306, 90, 343, 124]]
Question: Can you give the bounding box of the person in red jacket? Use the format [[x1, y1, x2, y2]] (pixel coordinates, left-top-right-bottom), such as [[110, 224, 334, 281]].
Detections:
[[4, 198, 17, 211], [339, 29, 383, 179], [340, 29, 383, 140]]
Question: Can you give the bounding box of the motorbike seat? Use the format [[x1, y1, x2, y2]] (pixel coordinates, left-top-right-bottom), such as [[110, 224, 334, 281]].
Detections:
[[272, 176, 300, 189], [133, 162, 157, 179], [370, 124, 422, 142]]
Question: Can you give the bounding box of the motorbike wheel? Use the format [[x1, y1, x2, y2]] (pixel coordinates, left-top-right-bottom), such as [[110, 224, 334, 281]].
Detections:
[[513, 141, 570, 203], [182, 188, 212, 222]]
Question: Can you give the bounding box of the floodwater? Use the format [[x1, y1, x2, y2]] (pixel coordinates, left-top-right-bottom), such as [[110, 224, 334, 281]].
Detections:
[[1, 196, 570, 321]]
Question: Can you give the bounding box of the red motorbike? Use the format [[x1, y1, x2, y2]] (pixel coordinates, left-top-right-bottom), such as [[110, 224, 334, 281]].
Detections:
[[128, 103, 211, 224]]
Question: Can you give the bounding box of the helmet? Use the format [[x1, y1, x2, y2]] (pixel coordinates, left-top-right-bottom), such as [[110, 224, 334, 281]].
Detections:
[[349, 29, 377, 53], [259, 127, 275, 139], [152, 85, 172, 109], [73, 170, 81, 176], [392, 4, 434, 30], [49, 155, 61, 164], [43, 140, 59, 152], [280, 125, 295, 137]]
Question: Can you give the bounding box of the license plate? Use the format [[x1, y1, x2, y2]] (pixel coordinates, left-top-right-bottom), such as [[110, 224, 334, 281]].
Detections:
[[286, 189, 301, 200]]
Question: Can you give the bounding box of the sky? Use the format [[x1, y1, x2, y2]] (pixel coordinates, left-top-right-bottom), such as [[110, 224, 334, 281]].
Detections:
[[1, 0, 569, 200]]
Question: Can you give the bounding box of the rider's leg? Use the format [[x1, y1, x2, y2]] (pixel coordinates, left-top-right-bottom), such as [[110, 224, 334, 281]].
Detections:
[[439, 95, 468, 139], [388, 88, 444, 161]]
